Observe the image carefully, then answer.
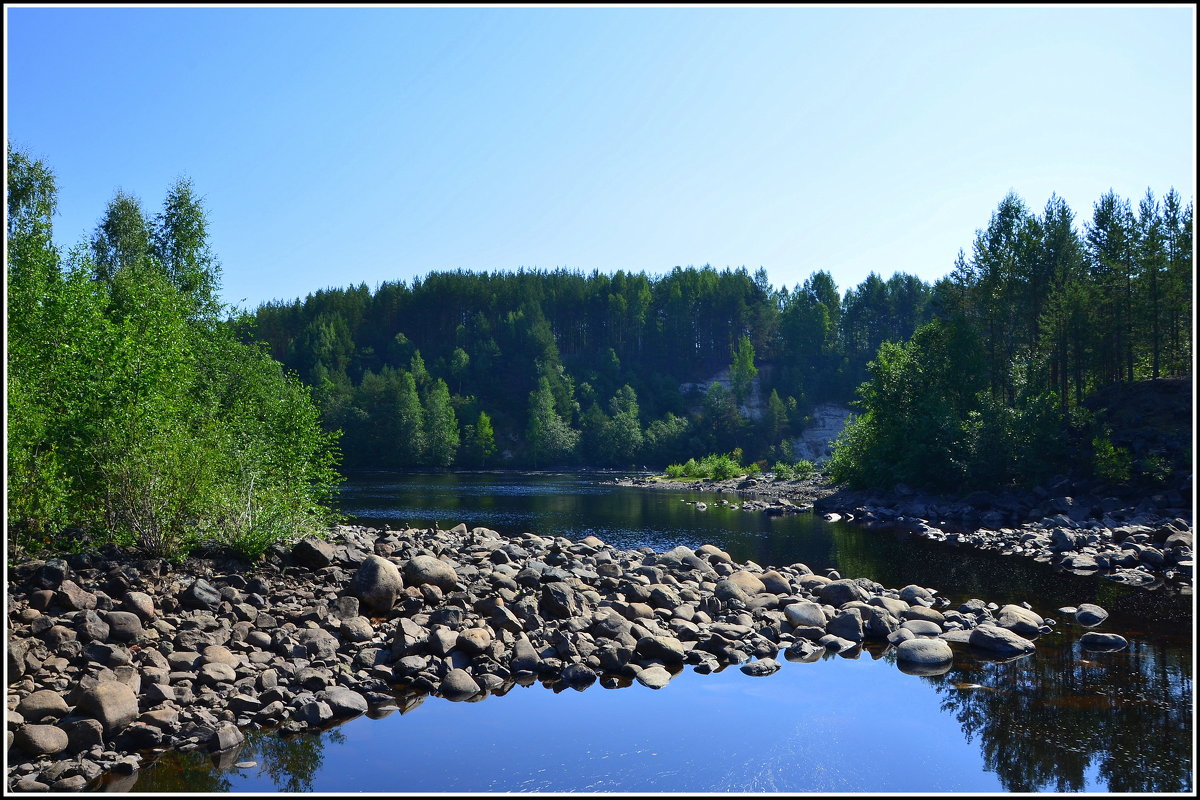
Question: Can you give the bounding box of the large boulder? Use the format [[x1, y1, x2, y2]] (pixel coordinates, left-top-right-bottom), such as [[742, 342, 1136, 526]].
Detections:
[[968, 624, 1037, 658], [403, 555, 459, 591], [727, 570, 766, 596], [75, 681, 138, 736], [319, 686, 369, 718], [291, 537, 336, 569], [440, 668, 481, 700], [180, 578, 221, 612], [1079, 631, 1128, 651], [14, 724, 69, 757], [1074, 603, 1109, 627], [995, 604, 1043, 637], [349, 555, 404, 615], [17, 690, 69, 722], [817, 579, 868, 608], [895, 637, 954, 666], [635, 635, 686, 664]]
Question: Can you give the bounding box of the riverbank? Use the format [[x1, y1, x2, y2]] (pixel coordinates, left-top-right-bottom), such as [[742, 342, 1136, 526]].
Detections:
[[4, 518, 1118, 792], [607, 472, 1194, 592]]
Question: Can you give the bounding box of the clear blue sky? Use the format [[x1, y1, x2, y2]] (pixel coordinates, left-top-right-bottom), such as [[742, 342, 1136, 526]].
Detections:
[[6, 4, 1195, 312]]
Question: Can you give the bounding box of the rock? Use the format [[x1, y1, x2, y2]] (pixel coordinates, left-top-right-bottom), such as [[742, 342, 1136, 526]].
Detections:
[[898, 585, 935, 604], [180, 578, 222, 611], [740, 658, 781, 676], [122, 591, 156, 620], [895, 637, 954, 666], [16, 690, 68, 722], [441, 668, 481, 699], [403, 555, 459, 591], [635, 665, 673, 689], [297, 628, 340, 661], [295, 700, 333, 728], [995, 604, 1043, 638], [817, 579, 868, 607], [1079, 631, 1128, 651], [900, 619, 943, 637], [757, 570, 792, 594], [826, 608, 864, 642], [349, 555, 404, 615], [319, 686, 369, 718], [14, 724, 69, 756], [200, 662, 237, 685], [509, 638, 541, 673], [783, 601, 827, 629], [8, 638, 29, 682], [102, 611, 144, 642], [75, 609, 110, 642], [291, 537, 336, 569], [210, 722, 245, 752], [968, 624, 1037, 658], [75, 681, 138, 736], [561, 663, 597, 687], [1074, 603, 1109, 627], [727, 570, 766, 596], [635, 635, 686, 664], [56, 580, 97, 611]]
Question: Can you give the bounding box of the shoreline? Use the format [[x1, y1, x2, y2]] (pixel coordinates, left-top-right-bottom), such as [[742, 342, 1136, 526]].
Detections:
[[607, 473, 1194, 593], [4, 518, 1098, 792]]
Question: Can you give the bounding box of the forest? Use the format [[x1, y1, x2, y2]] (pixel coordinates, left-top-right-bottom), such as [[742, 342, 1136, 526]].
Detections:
[[6, 142, 1193, 561], [245, 189, 1192, 486]]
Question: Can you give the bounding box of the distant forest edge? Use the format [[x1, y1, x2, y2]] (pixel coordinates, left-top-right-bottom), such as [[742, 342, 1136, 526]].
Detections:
[[6, 142, 1195, 565], [247, 188, 1192, 488]]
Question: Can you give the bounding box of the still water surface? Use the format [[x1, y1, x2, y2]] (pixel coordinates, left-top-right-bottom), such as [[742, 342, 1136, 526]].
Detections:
[[125, 471, 1193, 794]]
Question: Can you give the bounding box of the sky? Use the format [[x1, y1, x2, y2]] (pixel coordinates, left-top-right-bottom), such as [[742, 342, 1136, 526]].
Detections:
[[5, 4, 1196, 312]]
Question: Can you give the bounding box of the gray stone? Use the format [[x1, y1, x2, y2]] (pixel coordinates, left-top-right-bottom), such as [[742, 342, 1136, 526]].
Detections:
[[180, 579, 222, 612], [319, 686, 369, 718], [349, 555, 405, 615], [291, 537, 336, 569], [403, 555, 459, 591], [122, 591, 156, 620], [509, 638, 541, 673], [895, 637, 954, 665], [75, 609, 110, 642], [740, 658, 781, 676], [968, 624, 1037, 658], [1074, 603, 1109, 627], [75, 681, 138, 735], [102, 611, 144, 642], [817, 579, 869, 607], [56, 580, 97, 611], [17, 690, 69, 722], [899, 584, 935, 604], [1079, 631, 1128, 651], [635, 665, 674, 689], [561, 663, 597, 687], [783, 601, 827, 628], [900, 619, 943, 637], [298, 628, 340, 661], [995, 604, 1043, 637], [441, 668, 481, 699], [826, 608, 864, 642], [727, 570, 766, 596], [635, 635, 686, 664], [14, 724, 69, 756]]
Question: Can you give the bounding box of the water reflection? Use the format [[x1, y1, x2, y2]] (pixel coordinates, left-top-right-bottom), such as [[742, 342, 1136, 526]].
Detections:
[[112, 728, 345, 793], [927, 638, 1192, 793], [118, 472, 1192, 793]]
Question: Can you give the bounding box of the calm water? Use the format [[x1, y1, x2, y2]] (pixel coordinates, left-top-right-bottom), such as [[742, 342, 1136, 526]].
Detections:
[[121, 471, 1193, 794]]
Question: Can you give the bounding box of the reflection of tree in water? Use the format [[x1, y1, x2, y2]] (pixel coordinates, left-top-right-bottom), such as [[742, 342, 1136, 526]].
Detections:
[[132, 727, 346, 793], [927, 639, 1192, 792]]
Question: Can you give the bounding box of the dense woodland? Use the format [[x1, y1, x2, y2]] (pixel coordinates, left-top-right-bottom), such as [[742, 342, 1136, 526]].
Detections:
[[246, 188, 1192, 487], [5, 142, 1193, 560], [6, 148, 340, 560]]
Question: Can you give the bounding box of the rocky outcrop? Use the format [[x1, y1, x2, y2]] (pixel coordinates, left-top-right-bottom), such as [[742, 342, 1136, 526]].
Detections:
[[5, 523, 1062, 791]]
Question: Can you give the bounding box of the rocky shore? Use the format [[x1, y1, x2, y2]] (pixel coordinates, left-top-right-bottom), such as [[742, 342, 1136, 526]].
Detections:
[[3, 521, 1120, 792], [609, 474, 1194, 591]]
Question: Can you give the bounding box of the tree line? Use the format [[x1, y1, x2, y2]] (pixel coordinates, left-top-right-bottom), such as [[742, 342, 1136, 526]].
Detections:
[[6, 147, 341, 560], [829, 189, 1193, 492], [244, 261, 939, 469]]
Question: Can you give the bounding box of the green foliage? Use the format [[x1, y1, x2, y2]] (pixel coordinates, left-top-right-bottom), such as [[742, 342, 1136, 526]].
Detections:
[[662, 450, 752, 481], [1091, 431, 1132, 483], [729, 334, 758, 403], [6, 147, 341, 562], [423, 378, 460, 467], [526, 376, 580, 466]]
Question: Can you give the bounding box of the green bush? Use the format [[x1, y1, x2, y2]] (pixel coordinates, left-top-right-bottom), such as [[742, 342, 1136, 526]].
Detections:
[[1092, 431, 1132, 484]]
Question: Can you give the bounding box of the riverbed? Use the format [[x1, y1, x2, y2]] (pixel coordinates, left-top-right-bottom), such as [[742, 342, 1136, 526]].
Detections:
[[123, 471, 1193, 793]]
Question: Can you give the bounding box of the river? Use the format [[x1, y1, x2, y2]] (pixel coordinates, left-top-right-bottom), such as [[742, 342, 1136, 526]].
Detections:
[[121, 471, 1193, 794]]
